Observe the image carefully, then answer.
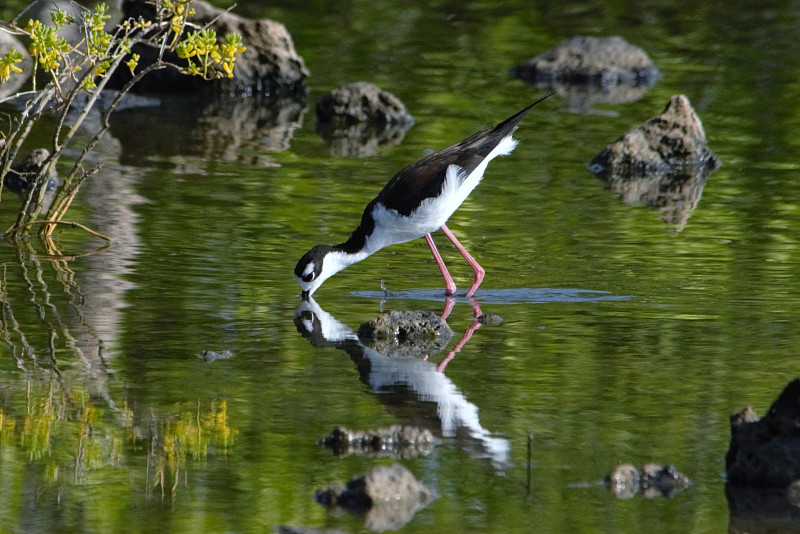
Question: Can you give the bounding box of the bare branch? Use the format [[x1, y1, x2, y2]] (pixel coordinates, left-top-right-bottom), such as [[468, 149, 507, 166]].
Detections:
[[15, 219, 112, 242], [198, 3, 238, 31]]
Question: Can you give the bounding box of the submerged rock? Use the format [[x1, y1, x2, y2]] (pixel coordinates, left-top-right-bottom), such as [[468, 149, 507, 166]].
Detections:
[[590, 94, 720, 177], [196, 349, 234, 362], [605, 463, 689, 499], [639, 463, 690, 498], [726, 378, 800, 486], [117, 0, 309, 95], [513, 36, 660, 87], [606, 463, 640, 499], [357, 310, 453, 358], [476, 313, 503, 326], [316, 82, 414, 157], [321, 425, 435, 458], [316, 464, 433, 531]]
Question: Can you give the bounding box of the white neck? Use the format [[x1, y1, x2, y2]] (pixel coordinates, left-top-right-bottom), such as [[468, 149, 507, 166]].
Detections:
[[303, 248, 370, 296], [325, 248, 371, 276]]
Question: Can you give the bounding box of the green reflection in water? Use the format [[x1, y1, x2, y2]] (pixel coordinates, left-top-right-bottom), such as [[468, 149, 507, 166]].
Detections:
[[1, 0, 800, 532]]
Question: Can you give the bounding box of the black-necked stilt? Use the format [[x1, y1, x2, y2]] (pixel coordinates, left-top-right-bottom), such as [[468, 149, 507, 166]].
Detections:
[[295, 93, 552, 299]]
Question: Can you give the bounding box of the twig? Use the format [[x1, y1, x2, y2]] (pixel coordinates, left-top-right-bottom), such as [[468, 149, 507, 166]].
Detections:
[[526, 430, 533, 502], [44, 164, 100, 236], [198, 3, 238, 31], [14, 220, 112, 241]]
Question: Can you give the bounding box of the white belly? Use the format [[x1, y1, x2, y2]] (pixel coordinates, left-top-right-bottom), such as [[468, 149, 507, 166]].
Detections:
[[365, 164, 465, 252]]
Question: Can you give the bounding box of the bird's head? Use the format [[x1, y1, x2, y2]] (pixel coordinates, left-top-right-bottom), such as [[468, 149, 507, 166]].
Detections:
[[295, 245, 353, 299]]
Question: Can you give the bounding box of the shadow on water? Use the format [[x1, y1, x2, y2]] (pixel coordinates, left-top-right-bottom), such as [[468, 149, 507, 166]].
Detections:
[[294, 296, 510, 468]]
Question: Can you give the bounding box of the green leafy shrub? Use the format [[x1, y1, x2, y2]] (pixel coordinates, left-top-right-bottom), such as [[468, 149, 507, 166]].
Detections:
[[0, 1, 245, 243]]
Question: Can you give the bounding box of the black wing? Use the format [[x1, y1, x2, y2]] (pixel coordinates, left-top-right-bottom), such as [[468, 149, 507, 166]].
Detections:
[[373, 93, 552, 216]]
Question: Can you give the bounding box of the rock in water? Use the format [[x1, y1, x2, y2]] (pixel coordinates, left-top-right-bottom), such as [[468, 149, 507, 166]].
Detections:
[[357, 310, 453, 358], [513, 36, 659, 87], [316, 82, 413, 126], [117, 0, 309, 95], [316, 82, 414, 157], [590, 94, 721, 177], [727, 378, 800, 486], [477, 313, 503, 326], [606, 463, 641, 499], [605, 463, 689, 498]]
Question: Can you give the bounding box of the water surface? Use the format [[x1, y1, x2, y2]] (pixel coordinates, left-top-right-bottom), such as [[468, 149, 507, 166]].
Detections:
[[1, 1, 800, 532]]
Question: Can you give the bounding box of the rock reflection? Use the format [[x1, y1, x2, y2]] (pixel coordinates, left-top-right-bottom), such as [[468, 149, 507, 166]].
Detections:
[[315, 463, 433, 531], [320, 425, 435, 459], [316, 120, 412, 158], [596, 170, 707, 226], [523, 82, 654, 116], [727, 484, 800, 534], [294, 297, 509, 467], [108, 93, 306, 166]]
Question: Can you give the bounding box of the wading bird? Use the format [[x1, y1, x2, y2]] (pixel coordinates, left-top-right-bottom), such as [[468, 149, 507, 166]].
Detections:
[[295, 94, 552, 299]]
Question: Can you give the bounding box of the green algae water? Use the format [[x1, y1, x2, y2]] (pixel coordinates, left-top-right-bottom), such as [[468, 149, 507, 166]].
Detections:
[[1, 1, 800, 532]]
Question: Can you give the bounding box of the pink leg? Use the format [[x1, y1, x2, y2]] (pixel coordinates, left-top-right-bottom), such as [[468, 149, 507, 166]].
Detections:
[[440, 224, 485, 297], [425, 233, 457, 296]]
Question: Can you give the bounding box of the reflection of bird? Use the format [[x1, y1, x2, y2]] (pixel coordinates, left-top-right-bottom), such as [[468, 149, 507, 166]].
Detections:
[[295, 94, 553, 299], [294, 297, 510, 467]]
